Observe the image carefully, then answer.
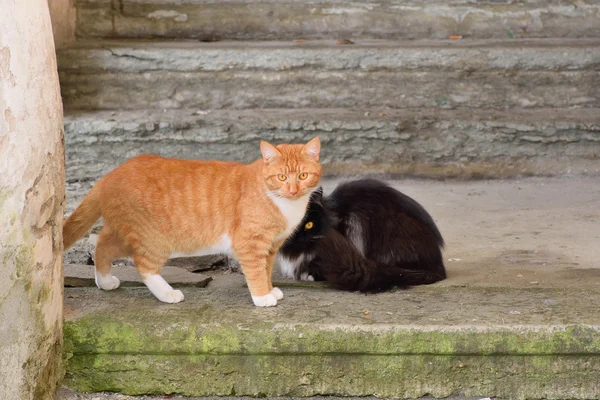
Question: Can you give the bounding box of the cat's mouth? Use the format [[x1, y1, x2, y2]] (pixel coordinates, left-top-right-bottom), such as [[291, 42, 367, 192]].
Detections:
[[274, 191, 307, 200]]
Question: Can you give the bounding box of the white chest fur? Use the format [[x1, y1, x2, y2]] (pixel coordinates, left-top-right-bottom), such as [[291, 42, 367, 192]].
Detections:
[[267, 192, 311, 242]]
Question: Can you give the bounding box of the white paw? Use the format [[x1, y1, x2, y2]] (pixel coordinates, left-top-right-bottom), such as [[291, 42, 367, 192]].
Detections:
[[156, 289, 185, 304], [252, 293, 278, 307], [142, 273, 184, 303], [300, 272, 315, 281], [270, 287, 284, 300], [95, 272, 120, 290]]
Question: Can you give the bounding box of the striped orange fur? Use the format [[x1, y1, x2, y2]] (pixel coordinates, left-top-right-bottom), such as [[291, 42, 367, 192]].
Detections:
[[63, 137, 322, 306]]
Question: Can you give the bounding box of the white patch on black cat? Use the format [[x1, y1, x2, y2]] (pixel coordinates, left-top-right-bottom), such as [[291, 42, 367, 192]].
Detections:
[[346, 213, 365, 255], [278, 253, 316, 279], [300, 272, 315, 281], [278, 253, 303, 278]]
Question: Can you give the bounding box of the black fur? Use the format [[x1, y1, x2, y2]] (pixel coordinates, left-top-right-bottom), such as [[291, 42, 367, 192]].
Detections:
[[279, 179, 446, 292]]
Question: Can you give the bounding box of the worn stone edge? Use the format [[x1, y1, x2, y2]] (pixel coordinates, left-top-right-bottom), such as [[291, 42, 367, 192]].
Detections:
[[64, 314, 600, 356]]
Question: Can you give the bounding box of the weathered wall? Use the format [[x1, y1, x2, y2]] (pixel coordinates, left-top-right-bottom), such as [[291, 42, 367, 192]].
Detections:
[[0, 1, 66, 399], [48, 0, 76, 49]]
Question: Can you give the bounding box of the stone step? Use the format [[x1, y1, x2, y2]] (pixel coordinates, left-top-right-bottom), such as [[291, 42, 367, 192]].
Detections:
[[57, 39, 600, 110], [75, 0, 600, 40], [63, 108, 600, 182], [63, 284, 600, 398]]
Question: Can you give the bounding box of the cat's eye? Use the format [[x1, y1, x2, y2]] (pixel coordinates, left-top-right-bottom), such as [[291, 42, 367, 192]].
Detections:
[[277, 174, 287, 181], [305, 221, 314, 229], [298, 172, 309, 180]]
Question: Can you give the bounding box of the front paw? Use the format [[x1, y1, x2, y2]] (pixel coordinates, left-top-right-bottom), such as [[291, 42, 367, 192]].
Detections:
[[95, 274, 121, 290], [300, 272, 315, 281], [157, 289, 185, 304], [252, 293, 278, 307], [270, 287, 284, 300]]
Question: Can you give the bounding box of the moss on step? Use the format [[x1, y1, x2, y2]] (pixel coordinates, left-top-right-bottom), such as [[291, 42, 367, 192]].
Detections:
[[65, 353, 600, 398], [63, 286, 600, 398]]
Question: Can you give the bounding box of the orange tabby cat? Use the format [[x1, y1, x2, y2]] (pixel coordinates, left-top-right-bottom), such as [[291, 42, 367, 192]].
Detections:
[[63, 137, 321, 306]]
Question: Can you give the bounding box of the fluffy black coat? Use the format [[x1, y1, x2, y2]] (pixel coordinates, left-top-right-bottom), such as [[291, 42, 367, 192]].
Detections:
[[278, 179, 446, 292]]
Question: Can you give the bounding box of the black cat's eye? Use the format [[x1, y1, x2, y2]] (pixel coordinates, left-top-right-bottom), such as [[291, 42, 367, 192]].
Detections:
[[305, 221, 314, 229]]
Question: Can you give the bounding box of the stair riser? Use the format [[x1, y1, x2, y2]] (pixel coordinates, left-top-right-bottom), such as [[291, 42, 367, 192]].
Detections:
[[75, 1, 600, 40], [64, 353, 600, 398], [59, 70, 600, 110], [64, 110, 600, 181], [57, 42, 600, 73]]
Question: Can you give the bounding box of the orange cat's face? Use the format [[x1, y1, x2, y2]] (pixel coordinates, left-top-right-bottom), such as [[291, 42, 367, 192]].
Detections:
[[260, 137, 322, 199]]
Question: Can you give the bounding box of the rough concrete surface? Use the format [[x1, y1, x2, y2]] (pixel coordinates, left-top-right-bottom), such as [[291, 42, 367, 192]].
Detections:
[[0, 1, 65, 399], [57, 39, 600, 73], [65, 177, 600, 290], [57, 39, 600, 111], [63, 108, 600, 183], [74, 0, 600, 40]]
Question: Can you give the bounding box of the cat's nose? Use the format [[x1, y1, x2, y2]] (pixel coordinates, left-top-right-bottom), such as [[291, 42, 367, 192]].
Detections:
[[289, 187, 298, 195]]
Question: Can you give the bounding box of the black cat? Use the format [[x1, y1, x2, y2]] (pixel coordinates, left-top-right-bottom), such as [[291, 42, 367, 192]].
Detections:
[[278, 179, 446, 292]]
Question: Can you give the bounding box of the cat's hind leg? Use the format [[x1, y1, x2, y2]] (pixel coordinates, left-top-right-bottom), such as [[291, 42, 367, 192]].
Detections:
[[94, 225, 132, 290], [133, 249, 184, 303]]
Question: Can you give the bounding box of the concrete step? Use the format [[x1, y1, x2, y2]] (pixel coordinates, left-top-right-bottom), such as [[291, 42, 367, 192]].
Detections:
[[63, 108, 600, 182], [63, 283, 600, 398], [57, 39, 600, 110], [62, 177, 600, 397], [75, 0, 600, 40]]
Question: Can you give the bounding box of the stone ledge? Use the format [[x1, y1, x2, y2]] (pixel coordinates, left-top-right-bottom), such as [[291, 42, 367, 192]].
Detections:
[[63, 108, 600, 182], [64, 264, 213, 288], [57, 39, 600, 110], [63, 285, 600, 398], [58, 39, 600, 73], [73, 0, 600, 40]]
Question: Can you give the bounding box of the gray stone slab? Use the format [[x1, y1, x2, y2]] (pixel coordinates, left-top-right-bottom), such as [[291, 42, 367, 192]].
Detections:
[[74, 0, 600, 40], [62, 108, 600, 183], [58, 39, 600, 73], [57, 40, 600, 110], [63, 284, 600, 398], [64, 264, 213, 288], [58, 66, 600, 111]]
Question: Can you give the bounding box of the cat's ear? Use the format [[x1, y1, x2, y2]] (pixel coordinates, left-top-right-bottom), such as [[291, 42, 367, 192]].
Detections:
[[312, 187, 324, 203], [260, 140, 282, 163], [302, 137, 321, 162]]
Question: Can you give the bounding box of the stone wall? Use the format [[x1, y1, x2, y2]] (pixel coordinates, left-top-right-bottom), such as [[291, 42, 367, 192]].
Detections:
[[0, 1, 66, 399], [48, 0, 76, 49]]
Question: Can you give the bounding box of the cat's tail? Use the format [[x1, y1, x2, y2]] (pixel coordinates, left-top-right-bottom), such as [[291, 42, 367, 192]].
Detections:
[[63, 186, 102, 249], [365, 260, 446, 292], [318, 230, 446, 293], [325, 257, 445, 293]]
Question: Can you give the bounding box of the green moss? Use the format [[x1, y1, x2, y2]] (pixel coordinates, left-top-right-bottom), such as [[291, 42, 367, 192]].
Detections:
[[64, 312, 600, 357], [15, 242, 33, 280], [62, 286, 600, 398], [64, 353, 600, 398]]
